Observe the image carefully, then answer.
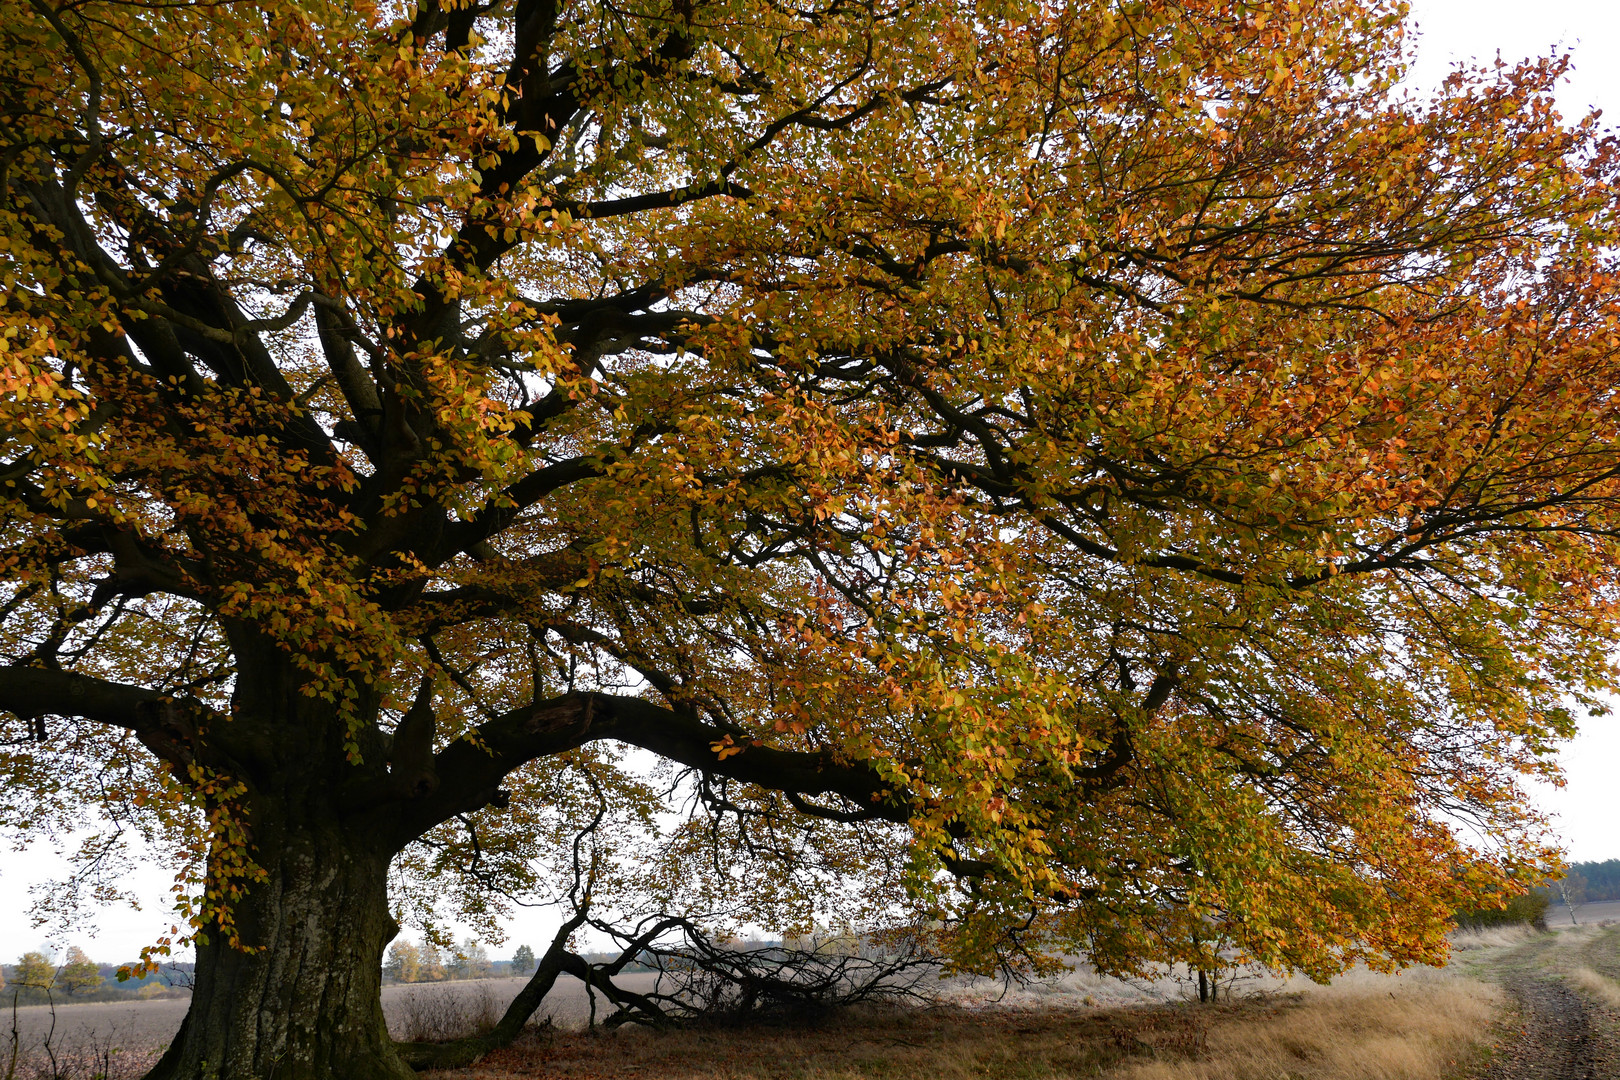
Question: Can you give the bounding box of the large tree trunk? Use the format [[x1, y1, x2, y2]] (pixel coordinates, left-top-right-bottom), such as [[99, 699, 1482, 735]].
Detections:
[[143, 819, 410, 1080], [135, 636, 503, 1079], [140, 635, 416, 1080]]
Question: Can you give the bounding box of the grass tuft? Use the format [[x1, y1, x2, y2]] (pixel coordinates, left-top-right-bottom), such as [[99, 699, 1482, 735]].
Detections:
[[394, 983, 504, 1043], [1569, 967, 1620, 1010], [1447, 924, 1541, 952], [1114, 980, 1497, 1080]]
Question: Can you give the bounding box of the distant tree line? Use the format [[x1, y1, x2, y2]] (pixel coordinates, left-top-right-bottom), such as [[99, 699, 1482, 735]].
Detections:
[[1452, 859, 1620, 928], [381, 932, 713, 985], [1550, 860, 1620, 904], [2, 949, 192, 1004], [383, 937, 508, 984]]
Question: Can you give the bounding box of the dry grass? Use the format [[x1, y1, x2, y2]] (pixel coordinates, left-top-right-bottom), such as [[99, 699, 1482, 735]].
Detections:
[[1113, 977, 1497, 1080], [3, 1025, 164, 1080], [1446, 924, 1541, 952], [428, 971, 1498, 1080], [1570, 967, 1620, 1010], [395, 983, 505, 1043]]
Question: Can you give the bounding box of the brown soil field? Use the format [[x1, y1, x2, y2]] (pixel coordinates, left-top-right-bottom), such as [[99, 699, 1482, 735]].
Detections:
[[1548, 898, 1620, 927]]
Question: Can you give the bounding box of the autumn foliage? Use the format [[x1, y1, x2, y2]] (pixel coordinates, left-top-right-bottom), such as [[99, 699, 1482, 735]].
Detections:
[[3, 0, 1620, 1076]]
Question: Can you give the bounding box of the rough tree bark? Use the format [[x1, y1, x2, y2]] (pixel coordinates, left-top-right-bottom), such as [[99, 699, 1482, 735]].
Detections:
[[143, 827, 410, 1080], [128, 643, 422, 1080]]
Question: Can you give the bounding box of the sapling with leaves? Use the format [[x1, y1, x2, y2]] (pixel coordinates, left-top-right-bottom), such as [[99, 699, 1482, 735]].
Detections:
[[4, 0, 1620, 1077]]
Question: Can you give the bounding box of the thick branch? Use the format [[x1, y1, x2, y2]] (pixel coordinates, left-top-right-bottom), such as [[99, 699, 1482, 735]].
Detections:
[[0, 666, 166, 729], [433, 456, 602, 562], [387, 692, 908, 845], [0, 666, 212, 767]]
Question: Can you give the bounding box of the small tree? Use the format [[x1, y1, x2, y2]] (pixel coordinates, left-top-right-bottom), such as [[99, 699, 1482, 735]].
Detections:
[[11, 952, 55, 1003], [417, 941, 448, 984], [57, 946, 102, 996], [448, 940, 491, 981], [383, 942, 422, 985], [510, 945, 535, 977]]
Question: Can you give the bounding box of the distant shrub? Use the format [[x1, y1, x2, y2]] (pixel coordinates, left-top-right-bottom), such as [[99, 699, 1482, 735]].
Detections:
[[1453, 891, 1548, 931], [135, 982, 187, 1000]]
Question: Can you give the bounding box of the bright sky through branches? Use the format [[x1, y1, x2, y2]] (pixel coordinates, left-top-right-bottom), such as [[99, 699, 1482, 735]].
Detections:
[[1401, 0, 1620, 866], [2, 0, 1619, 964]]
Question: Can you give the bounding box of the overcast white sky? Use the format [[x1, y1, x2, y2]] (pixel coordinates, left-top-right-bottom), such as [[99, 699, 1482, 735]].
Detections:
[[4, 0, 1620, 964]]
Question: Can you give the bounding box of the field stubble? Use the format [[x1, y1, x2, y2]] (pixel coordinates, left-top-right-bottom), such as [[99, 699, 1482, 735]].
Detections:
[[0, 977, 632, 1079]]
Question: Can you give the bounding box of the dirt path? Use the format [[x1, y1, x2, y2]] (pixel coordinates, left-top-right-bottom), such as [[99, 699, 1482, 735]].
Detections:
[[1478, 975, 1601, 1080], [1465, 923, 1620, 1080]]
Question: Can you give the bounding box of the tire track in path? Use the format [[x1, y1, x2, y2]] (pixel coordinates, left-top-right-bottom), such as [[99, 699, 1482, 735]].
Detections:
[[1478, 975, 1600, 1080]]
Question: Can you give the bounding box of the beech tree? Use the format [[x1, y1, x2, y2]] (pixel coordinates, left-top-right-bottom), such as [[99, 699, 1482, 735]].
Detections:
[[10, 953, 55, 998], [58, 945, 105, 996], [4, 0, 1620, 1076], [383, 941, 423, 984]]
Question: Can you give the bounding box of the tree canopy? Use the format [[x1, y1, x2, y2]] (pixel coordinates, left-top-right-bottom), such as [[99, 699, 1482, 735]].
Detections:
[[3, 0, 1619, 1076]]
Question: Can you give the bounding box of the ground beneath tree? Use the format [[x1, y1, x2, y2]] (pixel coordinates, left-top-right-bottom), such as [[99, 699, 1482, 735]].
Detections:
[[13, 929, 1614, 1079], [427, 973, 1497, 1080]]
